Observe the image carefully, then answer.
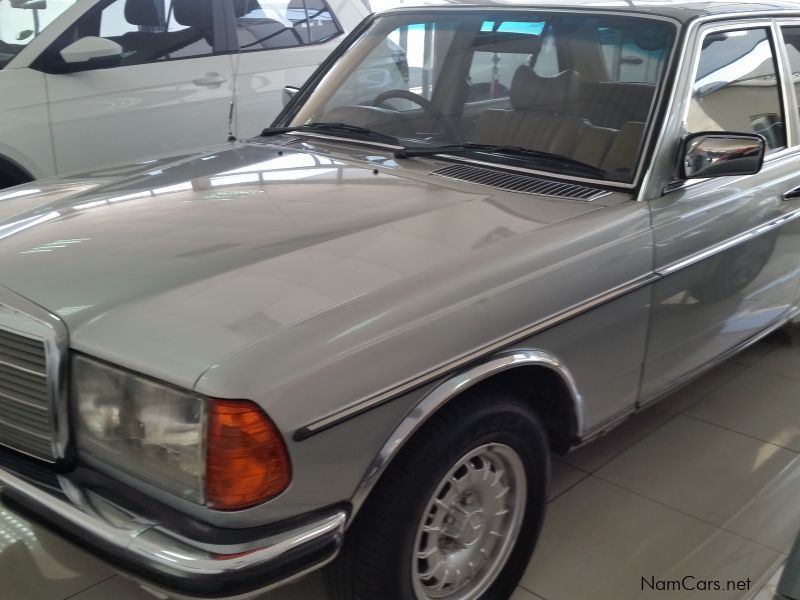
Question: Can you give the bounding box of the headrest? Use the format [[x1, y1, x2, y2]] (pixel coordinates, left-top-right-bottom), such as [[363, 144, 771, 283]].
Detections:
[[174, 0, 214, 28], [125, 0, 160, 27], [510, 67, 580, 111]]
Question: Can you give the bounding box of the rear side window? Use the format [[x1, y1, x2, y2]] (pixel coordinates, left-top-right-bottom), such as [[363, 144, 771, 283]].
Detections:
[[235, 0, 342, 51], [688, 28, 786, 152], [47, 0, 219, 67], [781, 26, 800, 126]]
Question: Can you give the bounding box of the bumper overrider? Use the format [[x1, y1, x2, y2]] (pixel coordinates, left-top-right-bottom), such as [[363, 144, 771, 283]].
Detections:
[[0, 451, 347, 598]]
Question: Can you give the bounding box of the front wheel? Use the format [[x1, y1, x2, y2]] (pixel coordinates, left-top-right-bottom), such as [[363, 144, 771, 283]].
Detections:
[[327, 391, 549, 600]]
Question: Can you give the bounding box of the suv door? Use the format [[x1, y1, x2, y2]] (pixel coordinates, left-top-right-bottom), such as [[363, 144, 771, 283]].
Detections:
[[641, 22, 800, 401], [229, 0, 352, 139], [33, 0, 236, 174]]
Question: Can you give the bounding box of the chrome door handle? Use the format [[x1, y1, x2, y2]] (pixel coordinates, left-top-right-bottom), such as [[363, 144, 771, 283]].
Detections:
[[784, 187, 800, 201], [192, 73, 227, 88]]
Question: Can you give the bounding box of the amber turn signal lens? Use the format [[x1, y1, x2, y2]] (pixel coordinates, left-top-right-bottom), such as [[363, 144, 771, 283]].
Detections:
[[206, 400, 291, 510]]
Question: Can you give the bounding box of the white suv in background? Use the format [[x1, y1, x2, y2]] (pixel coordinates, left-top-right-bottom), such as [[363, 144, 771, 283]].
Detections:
[[0, 0, 368, 188]]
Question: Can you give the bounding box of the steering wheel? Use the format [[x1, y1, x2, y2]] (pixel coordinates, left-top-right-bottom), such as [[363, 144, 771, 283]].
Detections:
[[373, 89, 460, 142]]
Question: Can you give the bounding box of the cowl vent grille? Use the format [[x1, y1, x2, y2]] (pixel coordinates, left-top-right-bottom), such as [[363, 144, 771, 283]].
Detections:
[[432, 164, 610, 201]]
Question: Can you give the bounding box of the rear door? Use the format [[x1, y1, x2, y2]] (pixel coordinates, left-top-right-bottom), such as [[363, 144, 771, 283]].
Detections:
[[36, 0, 235, 174]]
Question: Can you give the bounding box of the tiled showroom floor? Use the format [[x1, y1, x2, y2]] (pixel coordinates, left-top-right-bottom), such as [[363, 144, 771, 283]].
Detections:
[[5, 327, 800, 600]]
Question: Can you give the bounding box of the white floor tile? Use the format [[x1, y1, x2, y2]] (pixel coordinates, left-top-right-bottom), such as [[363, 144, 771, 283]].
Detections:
[[751, 334, 800, 380], [597, 416, 800, 552], [0, 506, 114, 600], [511, 587, 547, 600], [522, 477, 781, 600], [549, 459, 587, 501], [687, 368, 800, 452]]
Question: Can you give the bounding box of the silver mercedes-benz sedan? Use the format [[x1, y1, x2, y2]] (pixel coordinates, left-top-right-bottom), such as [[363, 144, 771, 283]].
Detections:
[[1, 1, 799, 599]]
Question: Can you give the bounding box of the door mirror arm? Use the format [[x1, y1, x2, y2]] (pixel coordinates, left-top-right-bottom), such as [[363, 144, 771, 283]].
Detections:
[[36, 37, 123, 74]]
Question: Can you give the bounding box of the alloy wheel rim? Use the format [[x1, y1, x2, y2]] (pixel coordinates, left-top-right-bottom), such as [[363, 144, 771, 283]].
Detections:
[[411, 443, 527, 600]]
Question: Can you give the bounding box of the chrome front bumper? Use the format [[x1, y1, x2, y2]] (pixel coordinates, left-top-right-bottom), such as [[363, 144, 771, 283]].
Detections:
[[0, 456, 346, 598]]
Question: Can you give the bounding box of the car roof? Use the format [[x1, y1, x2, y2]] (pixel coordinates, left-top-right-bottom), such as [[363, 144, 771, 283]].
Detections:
[[375, 0, 800, 24]]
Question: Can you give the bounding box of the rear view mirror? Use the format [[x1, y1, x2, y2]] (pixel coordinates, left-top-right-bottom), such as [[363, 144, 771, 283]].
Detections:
[[58, 37, 123, 72], [682, 132, 766, 179]]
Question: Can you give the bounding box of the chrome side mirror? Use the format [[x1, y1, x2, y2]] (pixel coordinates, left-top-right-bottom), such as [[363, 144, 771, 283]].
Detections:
[[283, 86, 300, 107], [682, 132, 766, 179]]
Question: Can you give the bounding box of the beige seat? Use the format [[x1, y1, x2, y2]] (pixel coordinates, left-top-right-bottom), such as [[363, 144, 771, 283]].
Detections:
[[471, 67, 583, 151], [471, 67, 647, 174]]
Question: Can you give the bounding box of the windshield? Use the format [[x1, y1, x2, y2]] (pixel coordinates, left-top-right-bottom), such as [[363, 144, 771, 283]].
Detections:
[[285, 11, 676, 182], [0, 0, 78, 69]]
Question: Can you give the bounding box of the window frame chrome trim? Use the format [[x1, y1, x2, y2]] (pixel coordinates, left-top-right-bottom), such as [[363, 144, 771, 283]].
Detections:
[[639, 11, 800, 200], [0, 285, 69, 463]]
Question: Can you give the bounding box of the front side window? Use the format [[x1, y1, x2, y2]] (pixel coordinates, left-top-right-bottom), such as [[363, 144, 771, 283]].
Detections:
[[688, 28, 786, 152], [235, 0, 342, 52], [47, 0, 219, 66], [286, 12, 677, 183], [0, 0, 78, 69]]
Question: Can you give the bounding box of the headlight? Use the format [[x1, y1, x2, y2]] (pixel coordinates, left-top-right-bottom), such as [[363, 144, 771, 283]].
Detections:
[[72, 355, 291, 509]]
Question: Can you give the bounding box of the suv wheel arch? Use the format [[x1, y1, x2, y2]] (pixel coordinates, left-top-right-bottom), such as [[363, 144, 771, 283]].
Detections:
[[0, 156, 34, 190]]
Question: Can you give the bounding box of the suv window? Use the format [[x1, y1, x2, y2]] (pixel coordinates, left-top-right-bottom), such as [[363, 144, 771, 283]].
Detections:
[[235, 0, 342, 51], [51, 0, 219, 66], [688, 28, 786, 152], [0, 0, 79, 69]]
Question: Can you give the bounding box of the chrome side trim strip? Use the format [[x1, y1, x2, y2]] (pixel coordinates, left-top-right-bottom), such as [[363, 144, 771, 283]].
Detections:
[[295, 272, 658, 439], [348, 350, 582, 519], [657, 207, 800, 276], [578, 304, 800, 446]]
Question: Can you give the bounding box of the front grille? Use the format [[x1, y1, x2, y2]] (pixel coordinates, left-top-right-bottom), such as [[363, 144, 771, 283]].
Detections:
[[432, 164, 611, 202], [0, 328, 54, 460]]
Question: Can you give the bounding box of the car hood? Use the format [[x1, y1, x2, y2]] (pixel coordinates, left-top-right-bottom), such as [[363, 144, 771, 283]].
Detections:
[[0, 140, 603, 389]]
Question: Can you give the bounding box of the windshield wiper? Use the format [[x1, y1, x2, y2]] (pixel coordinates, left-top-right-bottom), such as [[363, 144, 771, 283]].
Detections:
[[394, 143, 606, 179], [261, 122, 401, 145]]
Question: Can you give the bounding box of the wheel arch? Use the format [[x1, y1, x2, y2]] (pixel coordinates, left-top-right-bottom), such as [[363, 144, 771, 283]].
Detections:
[[0, 154, 35, 188], [348, 349, 584, 522]]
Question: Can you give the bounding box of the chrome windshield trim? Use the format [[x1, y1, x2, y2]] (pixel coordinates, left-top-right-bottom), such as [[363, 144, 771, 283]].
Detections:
[[295, 272, 658, 439], [656, 207, 800, 276], [348, 349, 582, 519], [284, 131, 406, 151]]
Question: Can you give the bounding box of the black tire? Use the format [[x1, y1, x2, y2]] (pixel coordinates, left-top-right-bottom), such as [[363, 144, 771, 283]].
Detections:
[[327, 390, 550, 600]]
